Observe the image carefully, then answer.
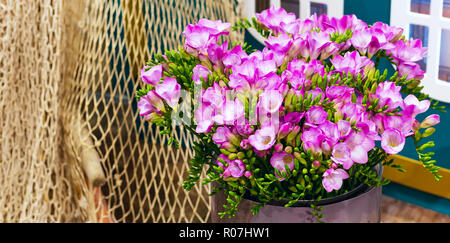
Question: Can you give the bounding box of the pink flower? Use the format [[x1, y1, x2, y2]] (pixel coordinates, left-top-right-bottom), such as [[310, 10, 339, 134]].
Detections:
[[248, 123, 277, 151], [341, 102, 364, 123], [196, 19, 231, 36], [307, 30, 340, 60], [367, 28, 396, 57], [388, 38, 427, 64], [240, 139, 250, 150], [421, 114, 440, 128], [329, 15, 367, 34], [397, 62, 425, 80], [381, 128, 406, 155], [213, 99, 245, 125], [223, 45, 248, 67], [401, 94, 430, 116], [270, 152, 295, 178], [222, 159, 245, 180], [141, 65, 163, 85], [330, 51, 373, 76], [155, 77, 181, 108], [331, 143, 353, 170], [255, 5, 297, 35], [284, 112, 305, 124], [345, 131, 375, 164], [213, 126, 231, 145], [140, 91, 165, 114], [183, 19, 231, 56], [322, 169, 349, 193], [301, 127, 325, 154], [375, 81, 403, 112], [265, 33, 293, 55], [201, 82, 226, 108], [138, 94, 157, 117], [183, 25, 216, 55], [337, 120, 352, 138], [193, 64, 212, 84], [306, 106, 328, 125], [235, 120, 255, 137], [318, 120, 339, 141], [351, 28, 372, 55], [325, 86, 354, 105], [383, 111, 414, 137], [207, 40, 228, 65], [371, 22, 403, 42], [229, 57, 277, 93], [195, 105, 214, 133], [259, 89, 284, 114]]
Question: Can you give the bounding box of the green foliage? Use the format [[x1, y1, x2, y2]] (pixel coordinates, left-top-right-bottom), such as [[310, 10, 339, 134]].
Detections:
[[329, 29, 353, 44], [233, 17, 272, 39], [414, 130, 442, 181]]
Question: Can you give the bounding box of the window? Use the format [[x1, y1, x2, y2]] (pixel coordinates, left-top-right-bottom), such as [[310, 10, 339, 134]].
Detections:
[[391, 0, 450, 103], [409, 24, 429, 71], [243, 0, 344, 44]]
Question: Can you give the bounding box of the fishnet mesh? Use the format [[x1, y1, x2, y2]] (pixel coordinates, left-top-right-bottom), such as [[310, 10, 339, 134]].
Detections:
[[0, 0, 244, 223]]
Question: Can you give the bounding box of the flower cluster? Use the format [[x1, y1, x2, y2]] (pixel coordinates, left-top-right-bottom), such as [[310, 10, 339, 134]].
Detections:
[[136, 6, 442, 218]]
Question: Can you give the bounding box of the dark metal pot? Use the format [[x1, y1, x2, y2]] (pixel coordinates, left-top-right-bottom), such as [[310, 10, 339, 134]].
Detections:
[[210, 165, 382, 223]]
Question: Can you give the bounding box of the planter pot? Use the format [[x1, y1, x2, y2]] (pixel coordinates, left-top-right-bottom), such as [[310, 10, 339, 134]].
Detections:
[[210, 166, 382, 223]]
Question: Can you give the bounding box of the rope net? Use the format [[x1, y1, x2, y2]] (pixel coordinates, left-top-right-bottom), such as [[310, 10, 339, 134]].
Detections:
[[0, 0, 243, 223]]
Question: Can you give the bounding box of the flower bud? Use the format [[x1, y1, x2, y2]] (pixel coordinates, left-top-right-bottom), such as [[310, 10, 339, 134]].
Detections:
[[284, 89, 295, 107], [227, 132, 242, 148], [420, 114, 440, 129], [422, 127, 436, 138], [237, 152, 246, 160], [277, 123, 293, 140], [293, 152, 302, 161], [312, 160, 321, 168], [222, 170, 231, 178], [412, 119, 420, 132], [148, 113, 164, 123], [286, 126, 301, 144], [147, 91, 166, 113], [244, 171, 252, 178], [284, 146, 293, 154], [221, 142, 237, 153], [228, 153, 237, 160], [274, 143, 284, 152]]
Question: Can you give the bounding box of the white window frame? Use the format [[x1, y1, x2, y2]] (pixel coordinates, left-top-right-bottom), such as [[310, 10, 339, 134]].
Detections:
[[241, 0, 344, 45], [391, 0, 450, 103]]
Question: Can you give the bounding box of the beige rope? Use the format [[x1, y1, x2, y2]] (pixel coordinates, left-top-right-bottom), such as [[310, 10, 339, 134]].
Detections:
[[0, 0, 243, 223]]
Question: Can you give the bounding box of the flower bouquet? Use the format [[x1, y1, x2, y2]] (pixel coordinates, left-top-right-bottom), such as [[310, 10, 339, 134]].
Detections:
[[136, 6, 443, 222]]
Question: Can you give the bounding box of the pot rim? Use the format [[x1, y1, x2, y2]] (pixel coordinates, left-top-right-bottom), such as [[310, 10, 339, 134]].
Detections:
[[243, 164, 383, 208]]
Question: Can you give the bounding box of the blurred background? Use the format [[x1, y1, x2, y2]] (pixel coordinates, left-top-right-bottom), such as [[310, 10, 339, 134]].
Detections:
[[0, 0, 448, 223]]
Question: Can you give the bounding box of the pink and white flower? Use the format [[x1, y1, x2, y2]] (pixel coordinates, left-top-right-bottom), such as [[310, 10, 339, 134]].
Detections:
[[155, 77, 181, 109], [322, 169, 350, 193], [381, 128, 406, 155], [141, 65, 163, 85], [248, 123, 277, 151], [270, 152, 295, 178]]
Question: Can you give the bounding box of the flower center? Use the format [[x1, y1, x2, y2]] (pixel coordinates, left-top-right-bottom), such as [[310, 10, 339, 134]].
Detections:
[[263, 136, 272, 145], [283, 155, 293, 164]]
